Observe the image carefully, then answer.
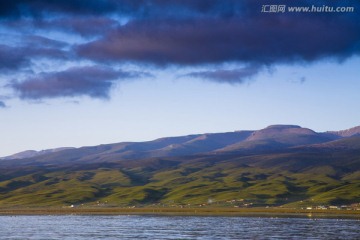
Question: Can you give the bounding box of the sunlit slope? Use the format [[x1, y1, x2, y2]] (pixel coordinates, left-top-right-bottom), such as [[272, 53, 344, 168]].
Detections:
[[0, 136, 359, 207]]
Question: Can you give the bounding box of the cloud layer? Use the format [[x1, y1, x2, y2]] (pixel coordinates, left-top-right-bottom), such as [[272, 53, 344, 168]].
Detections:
[[78, 15, 360, 66], [1, 0, 359, 104]]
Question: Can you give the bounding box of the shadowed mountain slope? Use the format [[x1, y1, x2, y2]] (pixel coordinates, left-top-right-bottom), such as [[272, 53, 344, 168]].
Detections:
[[1, 125, 359, 166], [1, 125, 360, 208]]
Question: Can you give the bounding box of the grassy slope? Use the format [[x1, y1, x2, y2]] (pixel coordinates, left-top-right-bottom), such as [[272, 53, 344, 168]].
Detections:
[[1, 146, 360, 208]]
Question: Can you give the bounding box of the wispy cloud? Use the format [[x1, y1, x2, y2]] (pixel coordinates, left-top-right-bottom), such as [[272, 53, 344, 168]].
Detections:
[[0, 41, 69, 72], [0, 101, 6, 108], [10, 66, 149, 100], [182, 65, 263, 84]]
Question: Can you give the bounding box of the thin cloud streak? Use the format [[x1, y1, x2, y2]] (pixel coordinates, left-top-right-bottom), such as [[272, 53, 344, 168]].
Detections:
[[10, 66, 149, 100], [183, 65, 263, 84]]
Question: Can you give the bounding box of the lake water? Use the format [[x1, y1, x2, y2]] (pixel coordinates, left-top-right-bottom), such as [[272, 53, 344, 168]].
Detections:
[[0, 215, 359, 239]]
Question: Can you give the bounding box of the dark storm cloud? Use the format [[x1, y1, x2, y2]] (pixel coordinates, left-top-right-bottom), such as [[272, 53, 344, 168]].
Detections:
[[77, 12, 360, 67], [74, 1, 360, 84], [10, 66, 148, 100], [1, 0, 360, 86], [183, 66, 263, 84], [3, 0, 359, 66]]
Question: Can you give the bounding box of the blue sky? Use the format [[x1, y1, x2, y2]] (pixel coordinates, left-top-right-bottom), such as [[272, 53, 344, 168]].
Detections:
[[1, 0, 360, 156]]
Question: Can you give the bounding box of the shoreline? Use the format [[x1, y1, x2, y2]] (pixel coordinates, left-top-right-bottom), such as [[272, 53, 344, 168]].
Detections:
[[1, 207, 359, 218]]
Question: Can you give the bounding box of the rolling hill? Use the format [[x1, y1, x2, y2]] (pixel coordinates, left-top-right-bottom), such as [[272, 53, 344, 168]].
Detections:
[[0, 125, 360, 208]]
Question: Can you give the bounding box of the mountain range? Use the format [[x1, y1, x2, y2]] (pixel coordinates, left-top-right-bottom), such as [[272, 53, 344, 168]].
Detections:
[[2, 124, 359, 164], [1, 124, 360, 207]]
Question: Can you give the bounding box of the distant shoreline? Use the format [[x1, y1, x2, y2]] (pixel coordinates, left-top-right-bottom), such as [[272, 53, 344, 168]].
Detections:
[[1, 207, 359, 218]]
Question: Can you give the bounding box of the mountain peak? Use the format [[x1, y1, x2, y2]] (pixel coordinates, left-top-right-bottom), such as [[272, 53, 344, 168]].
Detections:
[[265, 125, 302, 130], [244, 125, 321, 145], [254, 125, 314, 136]]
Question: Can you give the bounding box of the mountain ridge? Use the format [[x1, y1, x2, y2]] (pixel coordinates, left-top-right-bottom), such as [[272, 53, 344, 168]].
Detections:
[[0, 147, 75, 160], [327, 125, 360, 138], [0, 124, 360, 207], [1, 124, 359, 162]]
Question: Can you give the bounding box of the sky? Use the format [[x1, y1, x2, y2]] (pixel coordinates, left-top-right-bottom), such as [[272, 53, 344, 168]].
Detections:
[[0, 0, 360, 157]]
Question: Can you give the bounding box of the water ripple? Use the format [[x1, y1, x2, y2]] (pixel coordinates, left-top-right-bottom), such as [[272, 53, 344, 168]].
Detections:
[[0, 215, 359, 239]]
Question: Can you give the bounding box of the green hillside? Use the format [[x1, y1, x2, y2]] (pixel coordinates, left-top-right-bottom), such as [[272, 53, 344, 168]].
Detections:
[[1, 138, 360, 208], [1, 126, 359, 208]]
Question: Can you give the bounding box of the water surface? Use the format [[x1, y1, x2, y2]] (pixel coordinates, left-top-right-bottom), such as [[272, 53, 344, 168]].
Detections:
[[0, 215, 359, 239]]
